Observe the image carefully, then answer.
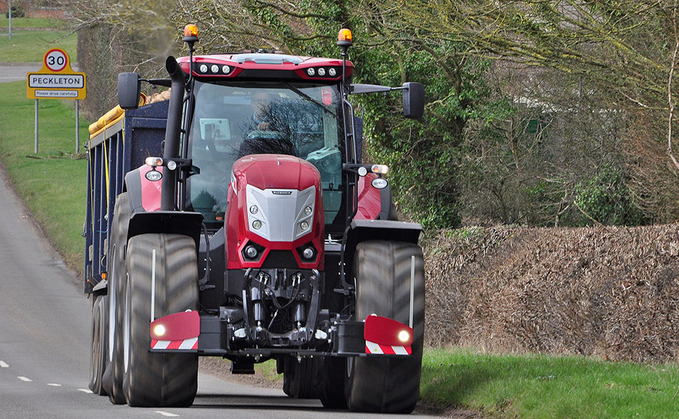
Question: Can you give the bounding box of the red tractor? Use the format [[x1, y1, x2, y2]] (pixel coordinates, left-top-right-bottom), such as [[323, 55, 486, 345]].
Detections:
[[85, 25, 425, 413]]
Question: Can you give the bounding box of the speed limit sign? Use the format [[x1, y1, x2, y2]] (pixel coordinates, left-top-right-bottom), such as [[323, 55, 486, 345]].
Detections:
[[28, 48, 86, 100], [27, 48, 87, 154], [44, 49, 68, 72]]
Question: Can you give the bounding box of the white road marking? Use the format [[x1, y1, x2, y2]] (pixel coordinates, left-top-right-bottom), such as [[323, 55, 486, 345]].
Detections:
[[17, 376, 32, 382], [47, 383, 62, 387], [78, 388, 93, 394], [0, 361, 8, 368], [156, 411, 179, 417]]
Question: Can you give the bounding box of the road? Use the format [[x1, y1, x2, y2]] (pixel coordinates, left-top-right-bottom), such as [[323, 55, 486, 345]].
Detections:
[[0, 66, 440, 416], [0, 64, 40, 83]]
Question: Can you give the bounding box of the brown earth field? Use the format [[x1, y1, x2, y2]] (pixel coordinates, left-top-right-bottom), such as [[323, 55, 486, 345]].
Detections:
[[422, 224, 679, 363]]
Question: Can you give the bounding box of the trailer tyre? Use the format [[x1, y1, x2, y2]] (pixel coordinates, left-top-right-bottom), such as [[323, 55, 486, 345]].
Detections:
[[345, 241, 425, 413], [122, 233, 199, 407], [88, 295, 107, 395]]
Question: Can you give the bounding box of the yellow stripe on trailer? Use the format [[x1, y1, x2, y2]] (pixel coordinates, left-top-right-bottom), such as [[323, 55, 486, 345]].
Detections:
[[88, 93, 147, 139]]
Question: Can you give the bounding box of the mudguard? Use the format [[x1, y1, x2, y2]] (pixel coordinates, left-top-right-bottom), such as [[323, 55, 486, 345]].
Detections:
[[124, 166, 162, 213], [355, 173, 394, 221], [342, 219, 422, 283]]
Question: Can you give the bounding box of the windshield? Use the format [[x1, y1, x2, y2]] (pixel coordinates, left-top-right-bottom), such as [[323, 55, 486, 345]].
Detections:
[[185, 81, 344, 229]]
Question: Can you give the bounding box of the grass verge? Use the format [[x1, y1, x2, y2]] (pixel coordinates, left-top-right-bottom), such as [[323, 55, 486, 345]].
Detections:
[[1, 16, 68, 30], [422, 348, 679, 418], [0, 81, 88, 271], [0, 21, 77, 63]]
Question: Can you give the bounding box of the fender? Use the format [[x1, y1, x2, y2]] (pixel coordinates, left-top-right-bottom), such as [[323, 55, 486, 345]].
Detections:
[[355, 173, 395, 221], [127, 211, 204, 254], [346, 219, 422, 249], [343, 219, 422, 280], [124, 166, 162, 213]]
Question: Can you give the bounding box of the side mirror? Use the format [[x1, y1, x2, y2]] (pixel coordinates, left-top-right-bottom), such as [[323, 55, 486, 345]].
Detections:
[[118, 72, 141, 109], [402, 82, 425, 119]]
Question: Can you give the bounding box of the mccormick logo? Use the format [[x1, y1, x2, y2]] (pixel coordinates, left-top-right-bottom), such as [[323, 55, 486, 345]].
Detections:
[[271, 190, 293, 195]]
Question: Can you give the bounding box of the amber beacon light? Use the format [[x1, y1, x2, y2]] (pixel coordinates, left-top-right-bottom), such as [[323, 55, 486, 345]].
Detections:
[[183, 24, 199, 42], [337, 28, 353, 47]]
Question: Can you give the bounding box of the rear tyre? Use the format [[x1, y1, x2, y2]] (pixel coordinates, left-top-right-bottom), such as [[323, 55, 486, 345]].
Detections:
[[102, 192, 130, 404], [122, 233, 199, 407], [282, 357, 317, 399], [318, 357, 347, 409], [345, 241, 425, 413], [88, 295, 107, 395]]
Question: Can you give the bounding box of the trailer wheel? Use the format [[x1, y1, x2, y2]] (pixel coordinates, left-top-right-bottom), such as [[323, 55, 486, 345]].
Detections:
[[345, 241, 425, 413], [102, 192, 130, 404], [122, 233, 199, 407], [88, 295, 107, 395]]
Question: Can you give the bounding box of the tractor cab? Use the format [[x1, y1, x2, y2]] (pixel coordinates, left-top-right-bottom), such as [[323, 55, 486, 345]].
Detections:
[[185, 80, 344, 230]]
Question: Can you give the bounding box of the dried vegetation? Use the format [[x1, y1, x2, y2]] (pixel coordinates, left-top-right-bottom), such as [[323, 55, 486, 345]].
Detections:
[[423, 225, 679, 362]]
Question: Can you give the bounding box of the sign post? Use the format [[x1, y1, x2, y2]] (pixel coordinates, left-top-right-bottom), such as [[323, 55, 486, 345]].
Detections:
[[27, 49, 87, 154], [8, 0, 12, 40]]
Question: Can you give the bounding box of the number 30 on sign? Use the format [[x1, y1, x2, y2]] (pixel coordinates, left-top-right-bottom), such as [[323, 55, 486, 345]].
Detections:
[[45, 49, 68, 72]]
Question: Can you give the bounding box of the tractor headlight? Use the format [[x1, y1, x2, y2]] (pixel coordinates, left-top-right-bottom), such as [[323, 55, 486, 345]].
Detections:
[[145, 170, 162, 181]]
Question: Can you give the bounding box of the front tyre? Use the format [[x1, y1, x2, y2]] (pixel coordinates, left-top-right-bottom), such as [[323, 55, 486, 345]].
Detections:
[[103, 192, 130, 404], [122, 234, 199, 407], [345, 241, 425, 413]]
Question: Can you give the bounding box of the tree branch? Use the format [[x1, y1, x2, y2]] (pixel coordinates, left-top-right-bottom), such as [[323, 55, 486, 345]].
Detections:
[[667, 3, 679, 172]]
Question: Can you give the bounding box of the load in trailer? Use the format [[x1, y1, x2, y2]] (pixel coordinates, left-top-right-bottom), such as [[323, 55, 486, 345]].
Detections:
[[84, 25, 425, 413]]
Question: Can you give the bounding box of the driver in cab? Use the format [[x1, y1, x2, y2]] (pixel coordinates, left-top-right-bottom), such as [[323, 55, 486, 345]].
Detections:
[[240, 91, 296, 157]]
